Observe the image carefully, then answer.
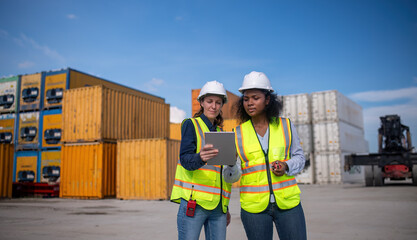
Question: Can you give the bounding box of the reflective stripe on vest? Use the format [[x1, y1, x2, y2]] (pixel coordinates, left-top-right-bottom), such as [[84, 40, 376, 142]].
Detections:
[[234, 117, 301, 213], [170, 117, 232, 212], [173, 179, 231, 199]]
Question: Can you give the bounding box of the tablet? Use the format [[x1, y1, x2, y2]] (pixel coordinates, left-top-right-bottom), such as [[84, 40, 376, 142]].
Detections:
[[204, 132, 237, 165]]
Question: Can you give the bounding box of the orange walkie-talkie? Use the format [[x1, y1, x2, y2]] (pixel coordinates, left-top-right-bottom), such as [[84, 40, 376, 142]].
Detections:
[[186, 186, 196, 217]]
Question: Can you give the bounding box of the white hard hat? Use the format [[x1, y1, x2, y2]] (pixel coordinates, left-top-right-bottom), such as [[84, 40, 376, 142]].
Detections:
[[197, 80, 228, 104], [239, 71, 274, 93]]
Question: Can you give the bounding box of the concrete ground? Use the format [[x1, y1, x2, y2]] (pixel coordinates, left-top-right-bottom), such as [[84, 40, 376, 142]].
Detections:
[[0, 183, 416, 240]]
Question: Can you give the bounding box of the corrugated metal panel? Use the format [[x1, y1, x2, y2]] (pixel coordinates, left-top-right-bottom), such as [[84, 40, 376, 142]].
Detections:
[[60, 142, 116, 199], [117, 138, 180, 200], [17, 111, 41, 150], [0, 144, 14, 198], [311, 90, 364, 129], [282, 93, 311, 124], [20, 73, 43, 111], [170, 123, 182, 140], [62, 85, 169, 143], [68, 69, 165, 103], [313, 121, 368, 154], [42, 109, 62, 148], [0, 76, 20, 113], [294, 124, 313, 154], [295, 153, 315, 184], [44, 72, 66, 109], [315, 152, 364, 184], [191, 89, 239, 119], [0, 114, 16, 144], [14, 151, 39, 183], [40, 150, 61, 183], [191, 89, 200, 117]]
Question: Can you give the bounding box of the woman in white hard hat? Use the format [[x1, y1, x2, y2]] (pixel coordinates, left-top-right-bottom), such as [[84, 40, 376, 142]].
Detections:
[[232, 71, 307, 240], [171, 80, 239, 240]]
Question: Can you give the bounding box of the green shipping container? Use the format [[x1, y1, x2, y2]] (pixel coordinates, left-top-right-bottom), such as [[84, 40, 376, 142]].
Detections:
[[0, 76, 20, 113]]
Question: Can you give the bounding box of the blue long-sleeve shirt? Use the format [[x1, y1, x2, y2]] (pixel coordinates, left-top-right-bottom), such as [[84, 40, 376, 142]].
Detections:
[[179, 114, 218, 171]]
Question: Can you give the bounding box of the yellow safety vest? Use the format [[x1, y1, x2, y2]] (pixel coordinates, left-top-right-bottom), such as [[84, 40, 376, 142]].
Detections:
[[234, 117, 301, 213], [170, 117, 232, 213]]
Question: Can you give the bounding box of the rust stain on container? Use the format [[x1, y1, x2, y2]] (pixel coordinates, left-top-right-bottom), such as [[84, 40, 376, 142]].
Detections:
[[60, 142, 116, 199], [0, 144, 14, 198], [117, 138, 180, 200], [62, 85, 170, 143], [191, 89, 240, 119]]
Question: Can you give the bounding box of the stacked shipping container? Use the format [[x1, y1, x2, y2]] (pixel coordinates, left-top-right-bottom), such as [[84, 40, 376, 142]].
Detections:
[[0, 68, 172, 198], [61, 84, 170, 199], [0, 76, 19, 198], [311, 90, 368, 184], [282, 93, 315, 184]]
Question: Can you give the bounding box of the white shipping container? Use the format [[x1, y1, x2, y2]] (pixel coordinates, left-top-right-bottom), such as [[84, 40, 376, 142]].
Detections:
[[315, 152, 365, 184], [295, 153, 314, 184], [282, 93, 311, 124], [294, 124, 313, 154], [313, 121, 369, 153], [311, 90, 364, 129]]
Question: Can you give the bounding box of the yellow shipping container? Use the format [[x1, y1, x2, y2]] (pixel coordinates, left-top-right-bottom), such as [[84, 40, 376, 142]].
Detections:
[[117, 138, 180, 200], [170, 123, 182, 141], [60, 142, 116, 199], [0, 144, 14, 198], [62, 85, 170, 143], [17, 111, 40, 149], [222, 119, 239, 132], [191, 89, 240, 119], [15, 153, 38, 183], [20, 73, 43, 111], [43, 68, 165, 109], [42, 111, 62, 148], [0, 114, 15, 144], [40, 150, 61, 183]]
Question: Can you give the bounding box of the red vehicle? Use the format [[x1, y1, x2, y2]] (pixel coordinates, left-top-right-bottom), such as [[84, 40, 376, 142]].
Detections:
[[345, 115, 417, 186]]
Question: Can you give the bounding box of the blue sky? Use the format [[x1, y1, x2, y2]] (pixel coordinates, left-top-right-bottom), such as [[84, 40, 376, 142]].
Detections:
[[1, 0, 416, 152]]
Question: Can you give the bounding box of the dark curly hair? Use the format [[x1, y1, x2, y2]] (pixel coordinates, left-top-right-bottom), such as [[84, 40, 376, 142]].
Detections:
[[234, 89, 282, 125]]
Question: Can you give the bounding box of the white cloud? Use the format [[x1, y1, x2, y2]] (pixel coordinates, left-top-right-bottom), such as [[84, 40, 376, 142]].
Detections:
[[349, 87, 417, 102], [144, 78, 165, 92], [67, 14, 77, 19], [350, 87, 417, 152], [170, 106, 186, 123], [18, 61, 35, 69], [19, 33, 65, 63]]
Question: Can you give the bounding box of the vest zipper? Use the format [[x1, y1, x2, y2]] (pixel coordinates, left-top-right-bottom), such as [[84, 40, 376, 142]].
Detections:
[[251, 121, 275, 201], [220, 165, 223, 211], [264, 151, 275, 199]]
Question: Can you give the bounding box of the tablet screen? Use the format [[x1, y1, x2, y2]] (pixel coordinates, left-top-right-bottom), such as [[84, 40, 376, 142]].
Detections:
[[204, 132, 236, 165]]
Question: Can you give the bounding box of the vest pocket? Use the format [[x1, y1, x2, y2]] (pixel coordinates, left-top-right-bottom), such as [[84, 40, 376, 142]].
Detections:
[[270, 147, 286, 160], [192, 171, 215, 201], [282, 185, 301, 199]]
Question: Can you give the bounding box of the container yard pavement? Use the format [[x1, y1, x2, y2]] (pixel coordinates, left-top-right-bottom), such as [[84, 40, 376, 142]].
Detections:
[[1, 184, 416, 240]]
